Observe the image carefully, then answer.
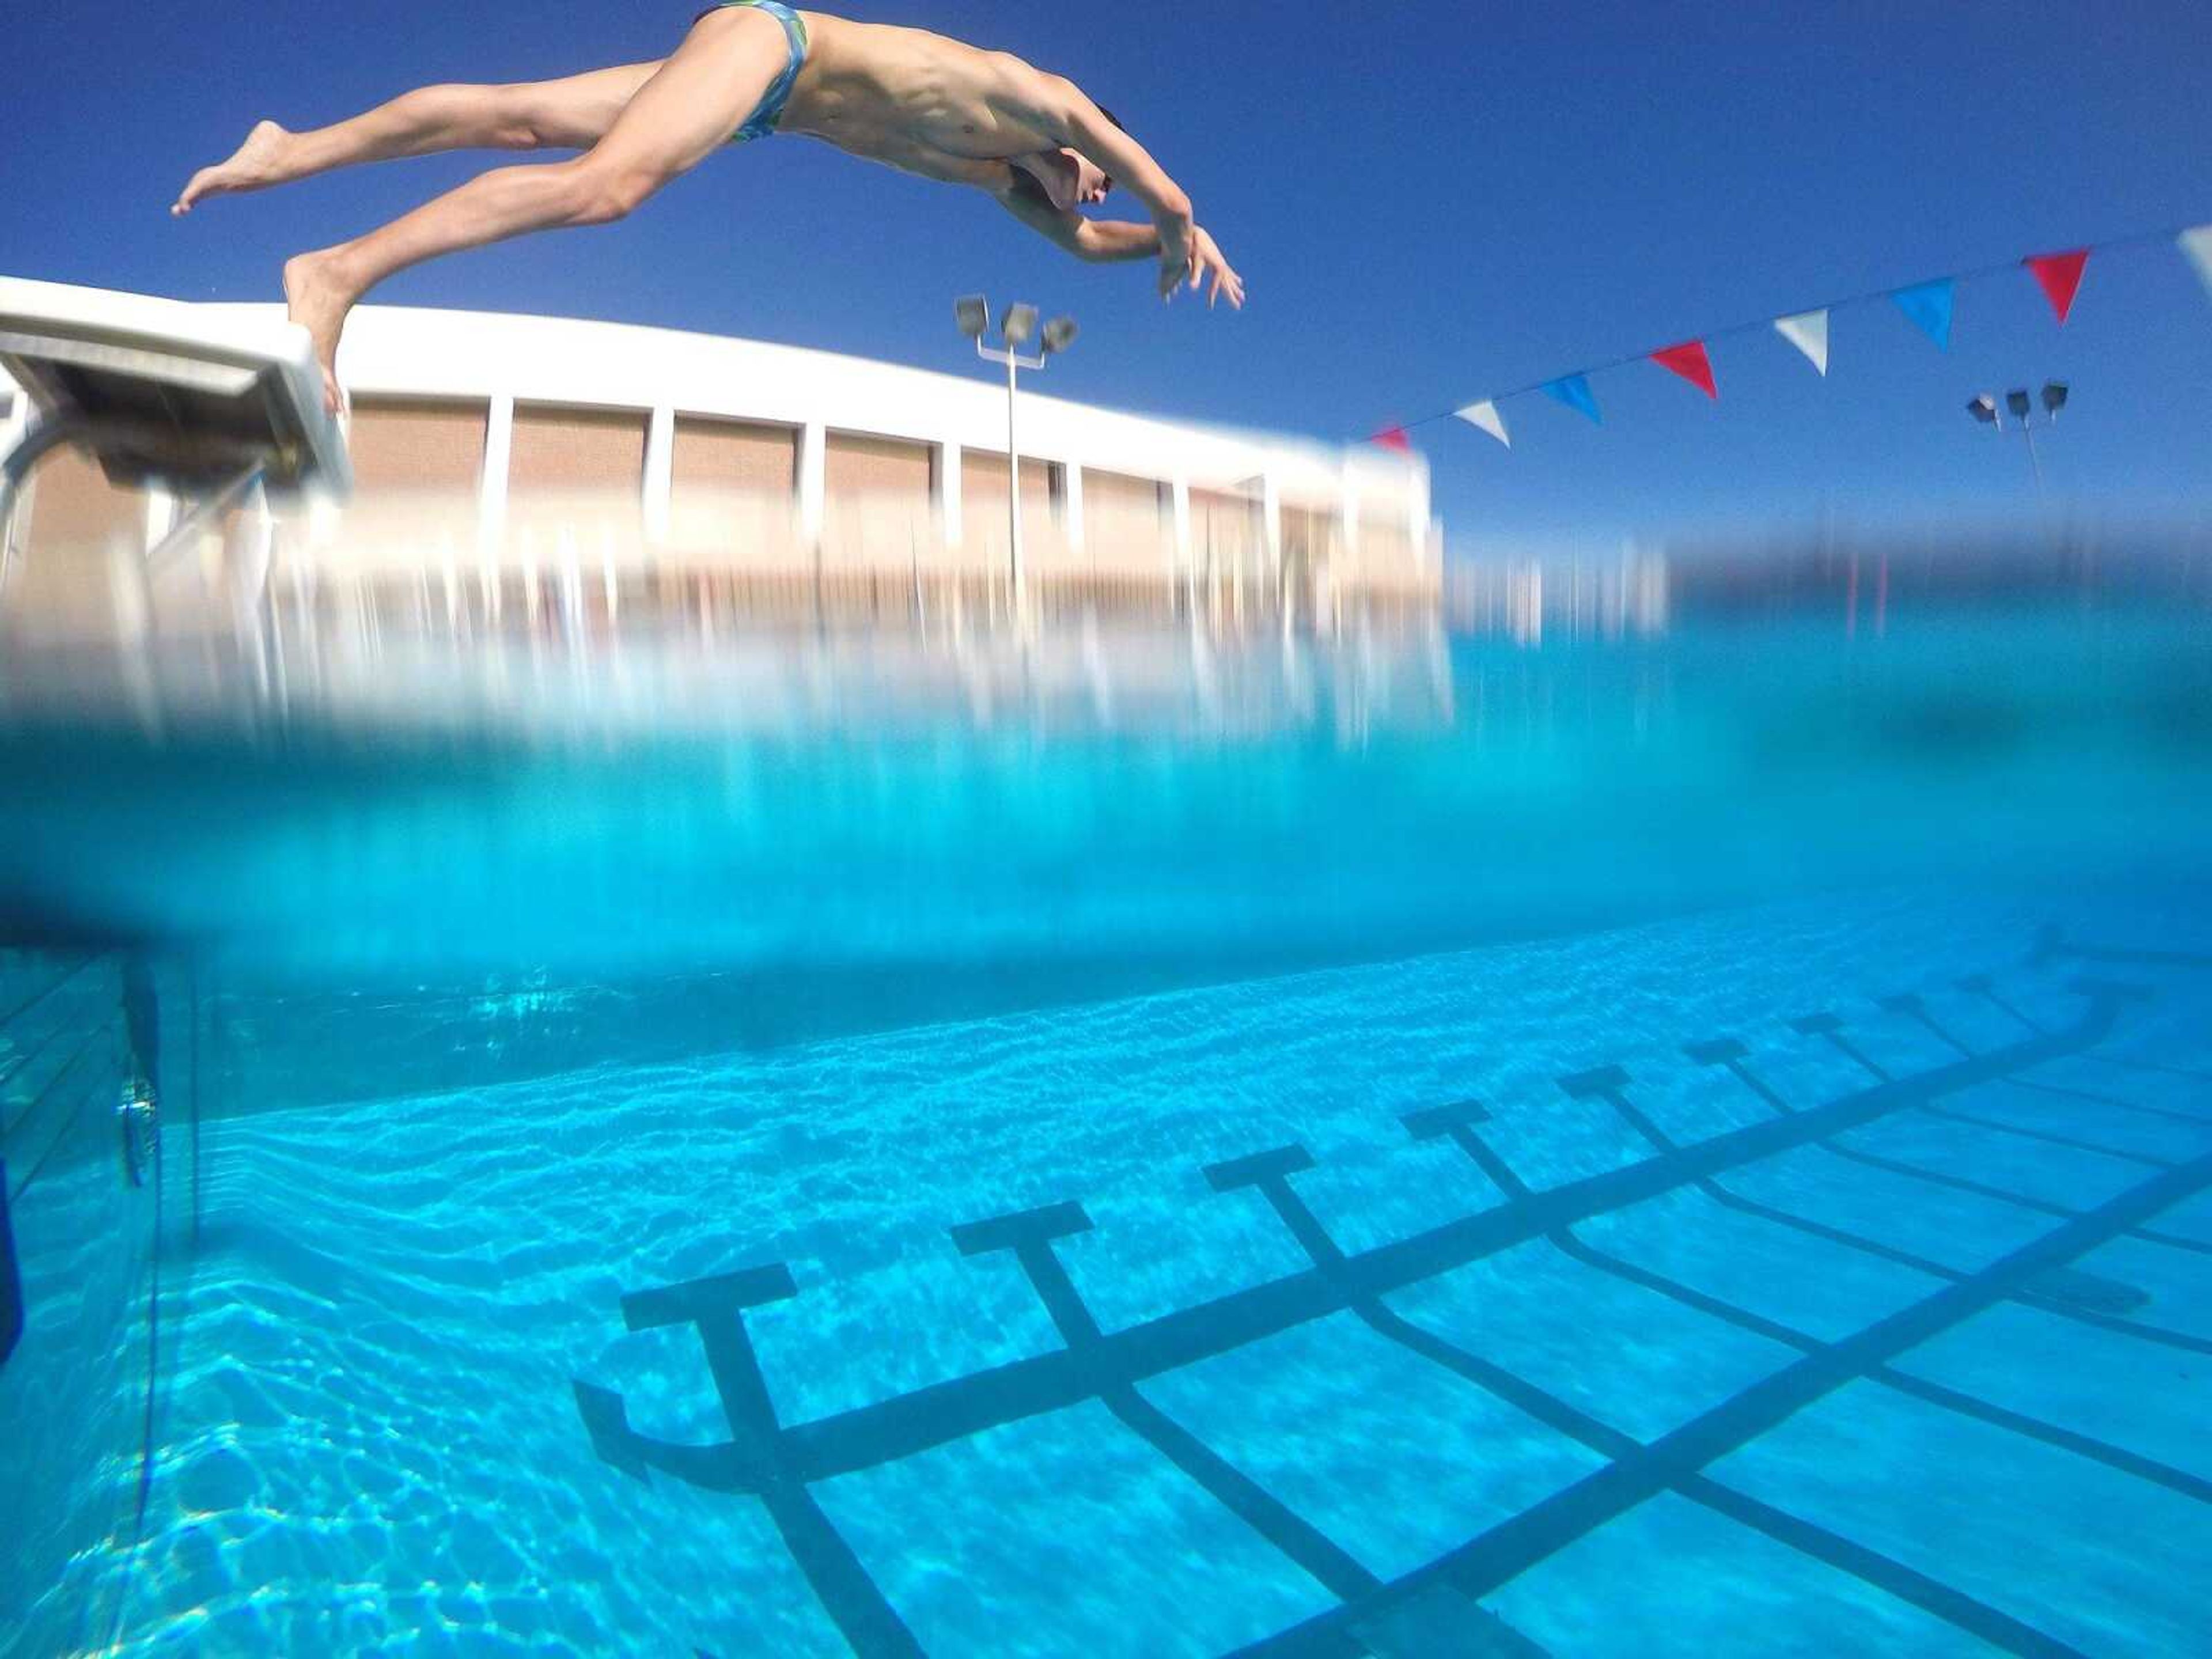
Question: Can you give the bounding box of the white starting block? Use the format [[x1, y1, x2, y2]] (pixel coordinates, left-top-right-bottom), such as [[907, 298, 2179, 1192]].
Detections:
[[0, 276, 351, 607]]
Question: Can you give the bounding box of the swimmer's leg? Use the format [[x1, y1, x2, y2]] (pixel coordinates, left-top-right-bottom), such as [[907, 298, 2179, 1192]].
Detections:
[[279, 7, 786, 411], [173, 62, 666, 215]]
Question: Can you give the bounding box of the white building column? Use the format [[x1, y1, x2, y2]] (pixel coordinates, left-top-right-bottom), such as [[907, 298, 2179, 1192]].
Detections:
[[937, 437, 963, 546], [480, 394, 516, 548], [1062, 459, 1085, 555], [1260, 473, 1282, 567], [798, 420, 827, 543], [1171, 476, 1192, 562], [643, 406, 675, 544], [1407, 461, 1433, 569]]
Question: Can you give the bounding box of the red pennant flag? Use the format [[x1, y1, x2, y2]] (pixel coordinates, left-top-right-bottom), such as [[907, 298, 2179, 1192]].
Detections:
[[1650, 340, 1718, 399], [2025, 249, 2089, 325], [1372, 427, 1412, 453]]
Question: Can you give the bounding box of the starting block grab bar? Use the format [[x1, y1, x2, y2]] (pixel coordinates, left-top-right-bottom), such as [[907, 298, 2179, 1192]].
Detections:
[[0, 276, 350, 603]]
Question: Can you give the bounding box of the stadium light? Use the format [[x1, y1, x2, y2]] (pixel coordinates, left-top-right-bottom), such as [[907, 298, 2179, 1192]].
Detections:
[[1967, 380, 2071, 499], [956, 297, 1078, 621]]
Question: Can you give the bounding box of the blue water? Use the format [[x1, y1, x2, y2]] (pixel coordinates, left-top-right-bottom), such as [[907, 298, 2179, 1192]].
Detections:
[[2, 607, 2210, 1657]]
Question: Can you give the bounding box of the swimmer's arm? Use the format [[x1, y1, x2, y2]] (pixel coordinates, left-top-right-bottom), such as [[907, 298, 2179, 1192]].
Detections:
[[1016, 74, 1198, 293], [992, 181, 1140, 261], [994, 187, 1245, 307], [1037, 81, 1191, 232]]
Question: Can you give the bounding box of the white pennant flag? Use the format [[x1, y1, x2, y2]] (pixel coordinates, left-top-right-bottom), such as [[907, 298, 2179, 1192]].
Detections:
[[2181, 225, 2212, 303], [1772, 309, 1831, 376], [1454, 399, 1511, 449]]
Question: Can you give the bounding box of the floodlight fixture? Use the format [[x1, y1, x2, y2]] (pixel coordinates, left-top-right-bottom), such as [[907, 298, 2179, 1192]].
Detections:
[[2041, 381, 2069, 418], [1967, 395, 1999, 426], [2005, 388, 2032, 421], [953, 296, 1076, 627]]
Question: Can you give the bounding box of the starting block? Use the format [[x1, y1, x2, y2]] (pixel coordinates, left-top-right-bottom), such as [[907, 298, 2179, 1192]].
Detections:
[[0, 276, 350, 605]]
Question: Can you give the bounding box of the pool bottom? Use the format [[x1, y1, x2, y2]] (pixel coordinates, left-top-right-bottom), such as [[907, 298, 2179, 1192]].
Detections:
[[40, 888, 2212, 1657]]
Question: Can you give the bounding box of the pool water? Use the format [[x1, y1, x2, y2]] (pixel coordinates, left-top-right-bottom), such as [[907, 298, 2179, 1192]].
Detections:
[[2, 606, 2209, 1657]]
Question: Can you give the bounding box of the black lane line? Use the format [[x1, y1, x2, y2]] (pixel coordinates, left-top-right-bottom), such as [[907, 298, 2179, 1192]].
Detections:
[[1225, 1142, 2113, 1657], [6, 1032, 123, 1204], [2000, 1075, 2212, 1130], [1230, 1141, 2123, 1659], [1232, 1148, 2212, 1658], [0, 952, 98, 1032], [1562, 1236, 2212, 1509], [579, 988, 2131, 1495], [1692, 1046, 2210, 1258], [1719, 1056, 1793, 1115], [1789, 1016, 1893, 1085], [1812, 1142, 2212, 1260], [1959, 976, 2046, 1036], [1918, 1103, 2176, 1169], [1600, 1047, 2203, 1341], [1878, 995, 1976, 1060], [0, 983, 115, 1140], [1207, 1144, 1637, 1461], [585, 1268, 924, 1659], [1433, 1131, 2212, 1517], [127, 1089, 165, 1555], [958, 1195, 1379, 1605], [1107, 1386, 1380, 1604], [188, 965, 203, 1255], [1871, 1369, 2212, 1506], [2078, 1052, 2212, 1086], [1401, 1101, 1531, 1199], [2034, 930, 2212, 973], [1678, 1476, 2088, 1659], [0, 1158, 20, 1368], [1546, 1226, 1820, 1351], [1680, 1171, 2212, 1361]]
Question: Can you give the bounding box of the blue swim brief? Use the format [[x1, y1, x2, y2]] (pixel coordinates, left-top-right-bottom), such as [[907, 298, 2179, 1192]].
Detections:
[[694, 1, 809, 143]]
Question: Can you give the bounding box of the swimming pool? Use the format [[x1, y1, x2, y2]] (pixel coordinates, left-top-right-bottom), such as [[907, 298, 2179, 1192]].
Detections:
[[2, 601, 2209, 1656]]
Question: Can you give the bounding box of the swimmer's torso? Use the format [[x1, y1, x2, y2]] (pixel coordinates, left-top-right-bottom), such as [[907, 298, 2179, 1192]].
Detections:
[[782, 13, 1059, 188]]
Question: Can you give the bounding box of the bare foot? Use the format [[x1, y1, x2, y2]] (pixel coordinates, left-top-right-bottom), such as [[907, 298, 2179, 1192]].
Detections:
[[283, 251, 354, 416], [173, 121, 294, 216]]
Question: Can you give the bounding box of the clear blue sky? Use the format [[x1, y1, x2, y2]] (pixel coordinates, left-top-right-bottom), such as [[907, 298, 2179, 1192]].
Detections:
[[6, 1, 2210, 548]]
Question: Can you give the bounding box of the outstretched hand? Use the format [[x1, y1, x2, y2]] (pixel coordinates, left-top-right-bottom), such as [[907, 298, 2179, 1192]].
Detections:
[[1160, 225, 1244, 309]]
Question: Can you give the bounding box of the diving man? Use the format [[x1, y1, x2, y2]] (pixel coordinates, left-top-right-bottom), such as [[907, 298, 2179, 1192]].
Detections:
[[172, 5, 1246, 412]]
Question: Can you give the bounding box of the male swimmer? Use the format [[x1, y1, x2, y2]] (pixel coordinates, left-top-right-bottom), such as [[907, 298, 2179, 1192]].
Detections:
[[172, 4, 1245, 412]]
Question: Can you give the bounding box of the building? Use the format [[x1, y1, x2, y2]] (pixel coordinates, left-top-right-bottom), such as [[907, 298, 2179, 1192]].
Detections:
[[0, 288, 1440, 641]]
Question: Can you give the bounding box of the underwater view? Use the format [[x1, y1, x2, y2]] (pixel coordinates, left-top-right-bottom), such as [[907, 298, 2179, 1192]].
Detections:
[[3, 594, 2209, 1657]]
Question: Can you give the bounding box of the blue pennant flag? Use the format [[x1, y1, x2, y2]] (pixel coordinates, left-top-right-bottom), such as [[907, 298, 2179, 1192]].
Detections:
[[1541, 373, 1603, 425], [1891, 279, 1955, 351]]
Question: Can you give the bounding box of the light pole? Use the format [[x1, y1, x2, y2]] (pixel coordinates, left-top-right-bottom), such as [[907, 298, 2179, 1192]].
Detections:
[[956, 296, 1078, 616], [1967, 381, 2069, 499]]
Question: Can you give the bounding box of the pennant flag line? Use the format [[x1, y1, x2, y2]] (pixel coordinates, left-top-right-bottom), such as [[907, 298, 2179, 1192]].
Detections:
[[1772, 309, 1830, 376], [2025, 249, 2089, 324], [1891, 279, 1956, 350], [1394, 219, 2205, 453], [1455, 400, 1511, 448], [2181, 225, 2212, 302], [1650, 340, 1719, 399], [1541, 374, 1603, 425]]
